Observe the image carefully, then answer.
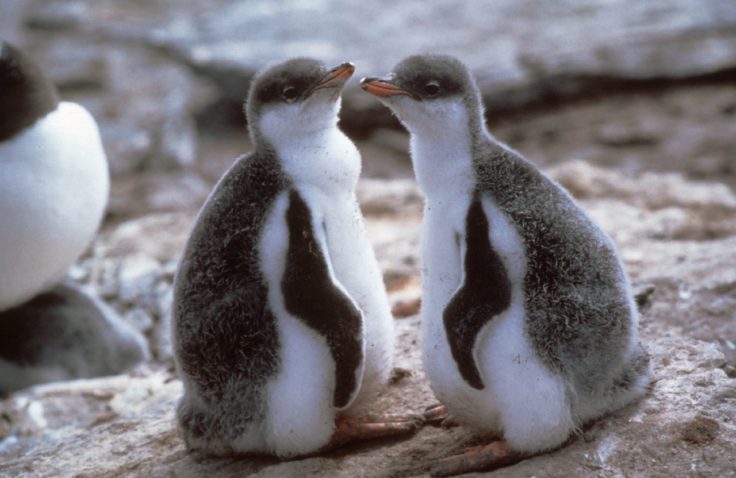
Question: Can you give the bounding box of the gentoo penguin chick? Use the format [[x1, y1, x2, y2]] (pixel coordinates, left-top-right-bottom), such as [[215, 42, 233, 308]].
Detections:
[[362, 55, 651, 475], [0, 282, 149, 393], [0, 41, 148, 392], [0, 41, 109, 311], [173, 58, 411, 458]]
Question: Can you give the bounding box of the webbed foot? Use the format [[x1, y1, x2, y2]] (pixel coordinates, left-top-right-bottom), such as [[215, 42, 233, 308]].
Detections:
[[323, 412, 424, 450], [428, 440, 523, 477]]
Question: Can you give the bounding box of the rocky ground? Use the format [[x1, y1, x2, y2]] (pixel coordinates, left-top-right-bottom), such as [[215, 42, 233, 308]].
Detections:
[[2, 0, 736, 476]]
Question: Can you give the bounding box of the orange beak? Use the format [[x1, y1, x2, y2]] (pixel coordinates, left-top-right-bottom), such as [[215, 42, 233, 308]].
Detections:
[[308, 62, 355, 95], [360, 77, 420, 100]]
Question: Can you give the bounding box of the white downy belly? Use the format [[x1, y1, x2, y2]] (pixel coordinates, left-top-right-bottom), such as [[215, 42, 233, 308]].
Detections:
[[0, 103, 109, 310]]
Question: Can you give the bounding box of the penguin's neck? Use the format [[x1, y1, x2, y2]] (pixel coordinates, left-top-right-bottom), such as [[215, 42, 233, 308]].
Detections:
[[258, 102, 361, 195], [275, 125, 361, 196], [406, 102, 477, 198]]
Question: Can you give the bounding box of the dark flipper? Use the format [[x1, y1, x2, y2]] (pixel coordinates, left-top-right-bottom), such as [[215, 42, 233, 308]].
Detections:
[[443, 198, 512, 390], [282, 190, 364, 409]]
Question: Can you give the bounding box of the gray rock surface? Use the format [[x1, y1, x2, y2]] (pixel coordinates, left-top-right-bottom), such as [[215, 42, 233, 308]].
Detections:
[[2, 162, 735, 477], [5, 0, 736, 176], [549, 162, 736, 354], [2, 2, 735, 475], [149, 0, 736, 111], [0, 319, 732, 478], [7, 1, 216, 176], [30, 38, 212, 176]]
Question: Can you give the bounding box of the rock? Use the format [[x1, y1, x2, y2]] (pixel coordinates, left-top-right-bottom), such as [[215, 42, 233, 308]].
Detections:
[[627, 237, 736, 344], [357, 179, 423, 217], [3, 0, 733, 195], [365, 216, 421, 292], [15, 3, 216, 175], [2, 156, 736, 476], [148, 0, 736, 121], [596, 122, 660, 147], [354, 136, 413, 180], [109, 172, 212, 222], [549, 160, 736, 243], [633, 283, 657, 312], [0, 329, 733, 477], [388, 367, 413, 385], [356, 179, 424, 291], [490, 84, 736, 192], [115, 255, 162, 303], [49, 42, 211, 175], [2, 2, 735, 474], [366, 128, 411, 156], [391, 297, 422, 319], [680, 413, 721, 444], [73, 213, 193, 361], [717, 339, 736, 378], [12, 0, 736, 142], [550, 159, 736, 211], [100, 213, 194, 262], [544, 161, 736, 352]]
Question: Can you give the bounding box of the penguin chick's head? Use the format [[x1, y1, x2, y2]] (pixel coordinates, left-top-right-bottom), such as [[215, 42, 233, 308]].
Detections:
[[246, 58, 355, 144], [360, 55, 482, 133], [0, 41, 59, 142]]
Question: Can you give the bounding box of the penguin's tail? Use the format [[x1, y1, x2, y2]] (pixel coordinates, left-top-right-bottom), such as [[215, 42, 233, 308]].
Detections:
[[176, 397, 233, 455], [571, 342, 652, 426], [609, 342, 653, 407]]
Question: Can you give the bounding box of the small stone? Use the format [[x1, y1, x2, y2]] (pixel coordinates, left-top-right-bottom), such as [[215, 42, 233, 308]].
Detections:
[[389, 367, 412, 385], [596, 123, 660, 147], [382, 268, 415, 292], [680, 414, 720, 444], [721, 365, 736, 378], [358, 179, 423, 217], [123, 308, 154, 334], [80, 390, 116, 401], [392, 297, 422, 319], [89, 411, 118, 428], [117, 255, 161, 304]]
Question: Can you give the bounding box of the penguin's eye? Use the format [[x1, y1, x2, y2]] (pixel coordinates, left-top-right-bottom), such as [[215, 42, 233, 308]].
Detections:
[[424, 80, 440, 97], [281, 86, 299, 103]]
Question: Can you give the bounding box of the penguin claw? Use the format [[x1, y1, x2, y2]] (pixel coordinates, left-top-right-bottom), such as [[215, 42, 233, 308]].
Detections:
[[428, 440, 523, 477], [323, 413, 424, 450], [422, 403, 451, 426], [352, 412, 426, 425]]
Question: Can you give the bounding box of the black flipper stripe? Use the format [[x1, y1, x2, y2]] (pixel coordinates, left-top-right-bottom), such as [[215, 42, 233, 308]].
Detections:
[[282, 189, 364, 408], [443, 198, 512, 390]]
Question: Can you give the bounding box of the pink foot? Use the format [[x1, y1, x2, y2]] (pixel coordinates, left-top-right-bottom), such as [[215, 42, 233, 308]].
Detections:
[[323, 412, 424, 450], [422, 403, 458, 428], [429, 440, 523, 477]]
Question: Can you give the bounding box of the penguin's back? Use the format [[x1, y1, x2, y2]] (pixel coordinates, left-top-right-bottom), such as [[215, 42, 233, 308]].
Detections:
[[0, 282, 148, 393], [174, 150, 286, 410], [473, 143, 636, 392]]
